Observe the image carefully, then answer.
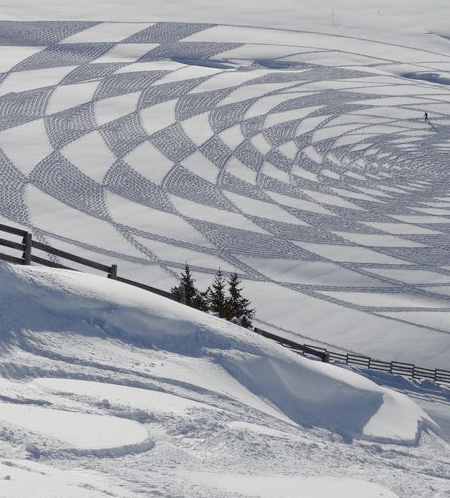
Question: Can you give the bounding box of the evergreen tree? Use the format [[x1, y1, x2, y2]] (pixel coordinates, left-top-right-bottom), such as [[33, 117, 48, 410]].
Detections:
[[208, 269, 228, 317], [171, 263, 199, 307], [171, 266, 256, 325], [192, 287, 210, 312], [226, 272, 255, 328]]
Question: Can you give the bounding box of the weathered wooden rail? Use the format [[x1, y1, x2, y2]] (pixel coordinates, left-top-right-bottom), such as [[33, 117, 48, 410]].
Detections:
[[253, 328, 450, 384], [0, 223, 174, 300], [0, 222, 449, 384]]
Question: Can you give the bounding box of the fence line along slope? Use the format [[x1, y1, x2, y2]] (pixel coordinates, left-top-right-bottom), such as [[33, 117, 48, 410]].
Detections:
[[1, 222, 448, 385]]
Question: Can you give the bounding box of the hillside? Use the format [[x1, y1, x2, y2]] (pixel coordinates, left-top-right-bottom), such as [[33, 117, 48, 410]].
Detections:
[[0, 1, 449, 496], [0, 261, 449, 497]]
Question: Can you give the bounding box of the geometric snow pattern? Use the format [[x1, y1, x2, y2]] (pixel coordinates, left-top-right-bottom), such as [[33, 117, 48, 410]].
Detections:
[[2, 20, 450, 343]]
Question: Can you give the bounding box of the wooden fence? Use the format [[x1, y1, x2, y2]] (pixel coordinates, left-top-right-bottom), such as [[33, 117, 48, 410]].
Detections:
[[0, 223, 174, 300], [253, 328, 450, 384], [0, 222, 449, 385]]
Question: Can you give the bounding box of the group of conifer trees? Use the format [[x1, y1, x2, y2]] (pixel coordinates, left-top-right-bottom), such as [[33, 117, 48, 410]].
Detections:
[[171, 264, 255, 328]]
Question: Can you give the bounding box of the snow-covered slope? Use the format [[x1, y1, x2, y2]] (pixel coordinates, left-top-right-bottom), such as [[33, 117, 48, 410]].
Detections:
[[0, 2, 449, 496], [0, 262, 448, 497], [0, 262, 436, 443], [1, 12, 450, 367]]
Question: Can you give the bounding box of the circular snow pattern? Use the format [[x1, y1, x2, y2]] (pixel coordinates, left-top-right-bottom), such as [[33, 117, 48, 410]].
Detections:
[[2, 21, 450, 339]]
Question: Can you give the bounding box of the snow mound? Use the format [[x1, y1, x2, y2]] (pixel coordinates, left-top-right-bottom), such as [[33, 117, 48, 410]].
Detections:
[[0, 402, 151, 454], [0, 262, 441, 445]]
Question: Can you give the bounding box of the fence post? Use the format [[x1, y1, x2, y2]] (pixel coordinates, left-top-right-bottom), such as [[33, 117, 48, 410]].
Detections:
[[108, 264, 118, 279], [22, 233, 32, 265]]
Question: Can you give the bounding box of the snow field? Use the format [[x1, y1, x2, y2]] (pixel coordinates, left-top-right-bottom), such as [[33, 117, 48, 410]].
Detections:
[[0, 3, 449, 496], [0, 263, 449, 498], [0, 18, 450, 368]]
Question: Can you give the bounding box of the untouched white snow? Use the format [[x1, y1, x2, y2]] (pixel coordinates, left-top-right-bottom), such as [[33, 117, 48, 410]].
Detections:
[[0, 0, 447, 42]]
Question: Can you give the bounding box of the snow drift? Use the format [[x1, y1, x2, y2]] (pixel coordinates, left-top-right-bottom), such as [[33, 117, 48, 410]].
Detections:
[[0, 262, 440, 445]]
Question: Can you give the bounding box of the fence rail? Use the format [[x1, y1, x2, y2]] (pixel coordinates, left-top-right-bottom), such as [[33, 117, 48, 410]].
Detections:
[[253, 327, 450, 384], [0, 224, 177, 300], [0, 222, 449, 385]]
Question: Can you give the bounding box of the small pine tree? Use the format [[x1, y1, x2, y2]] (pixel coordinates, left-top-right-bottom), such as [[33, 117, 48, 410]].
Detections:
[[171, 263, 198, 307], [226, 272, 255, 328], [192, 287, 210, 312], [171, 265, 256, 324], [208, 269, 228, 318]]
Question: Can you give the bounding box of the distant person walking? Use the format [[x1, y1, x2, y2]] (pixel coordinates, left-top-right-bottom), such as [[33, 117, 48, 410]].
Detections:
[[424, 111, 429, 123]]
